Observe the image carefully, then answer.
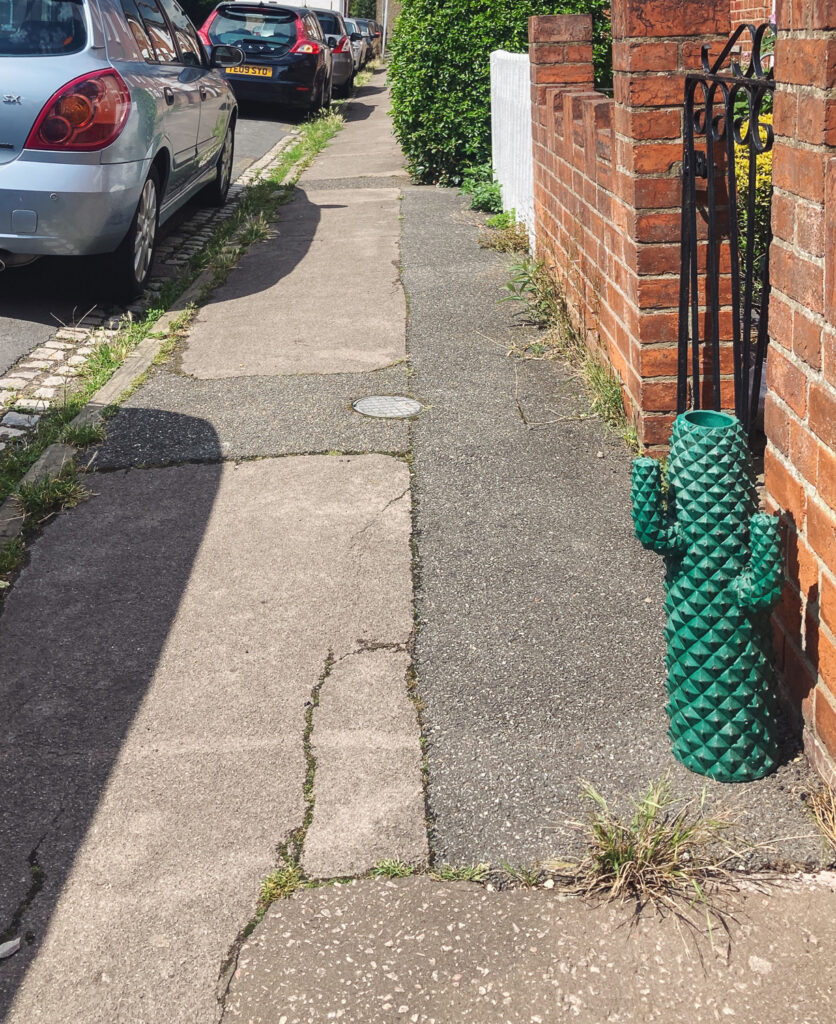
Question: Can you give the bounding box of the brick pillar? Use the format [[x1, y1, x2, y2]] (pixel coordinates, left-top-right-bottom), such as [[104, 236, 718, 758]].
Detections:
[[612, 0, 732, 448], [528, 2, 731, 451], [765, 0, 836, 781]]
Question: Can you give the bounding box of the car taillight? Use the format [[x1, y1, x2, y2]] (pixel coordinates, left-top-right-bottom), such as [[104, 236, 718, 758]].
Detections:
[[291, 17, 320, 54], [197, 10, 218, 47], [333, 35, 349, 53], [24, 69, 130, 152]]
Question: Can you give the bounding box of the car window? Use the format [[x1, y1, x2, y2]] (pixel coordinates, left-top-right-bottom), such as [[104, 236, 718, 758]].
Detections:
[[156, 0, 203, 66], [206, 6, 296, 47], [305, 15, 322, 40], [134, 0, 177, 61], [118, 0, 155, 61], [314, 12, 339, 35], [0, 0, 87, 56]]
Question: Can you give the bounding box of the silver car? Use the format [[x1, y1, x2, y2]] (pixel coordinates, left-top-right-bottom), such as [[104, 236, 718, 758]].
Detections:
[[0, 0, 242, 300]]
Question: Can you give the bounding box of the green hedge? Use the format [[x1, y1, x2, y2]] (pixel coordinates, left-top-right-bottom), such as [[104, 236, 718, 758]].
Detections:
[[389, 0, 612, 184]]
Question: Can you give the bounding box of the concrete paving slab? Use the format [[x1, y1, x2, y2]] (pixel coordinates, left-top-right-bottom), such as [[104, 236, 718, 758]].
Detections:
[[93, 367, 412, 468], [303, 648, 428, 879], [180, 186, 404, 379], [225, 873, 836, 1023], [0, 453, 413, 1023]]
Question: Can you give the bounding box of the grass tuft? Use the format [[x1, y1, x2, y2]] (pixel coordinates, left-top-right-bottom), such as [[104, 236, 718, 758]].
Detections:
[[501, 862, 543, 888], [259, 861, 303, 910], [429, 863, 489, 883], [371, 859, 415, 879], [60, 422, 105, 448], [807, 785, 836, 851], [479, 219, 529, 254], [562, 778, 733, 914], [14, 464, 86, 524], [0, 536, 25, 578]]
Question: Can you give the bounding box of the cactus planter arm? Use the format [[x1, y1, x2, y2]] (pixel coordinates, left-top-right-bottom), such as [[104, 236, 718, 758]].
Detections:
[[732, 513, 783, 611], [630, 411, 782, 782], [630, 457, 683, 556]]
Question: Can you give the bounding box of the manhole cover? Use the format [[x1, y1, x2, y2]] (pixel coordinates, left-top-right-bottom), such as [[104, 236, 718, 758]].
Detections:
[[352, 395, 422, 419]]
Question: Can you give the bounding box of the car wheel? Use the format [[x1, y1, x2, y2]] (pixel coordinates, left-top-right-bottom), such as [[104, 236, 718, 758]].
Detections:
[[202, 122, 235, 208], [109, 167, 159, 302]]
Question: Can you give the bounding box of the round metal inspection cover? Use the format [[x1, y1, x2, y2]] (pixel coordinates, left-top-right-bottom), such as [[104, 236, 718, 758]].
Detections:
[[352, 395, 422, 419]]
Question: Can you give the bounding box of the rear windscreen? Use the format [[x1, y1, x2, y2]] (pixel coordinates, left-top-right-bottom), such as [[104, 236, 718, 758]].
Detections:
[[209, 7, 297, 46], [0, 0, 87, 56], [314, 13, 339, 35]]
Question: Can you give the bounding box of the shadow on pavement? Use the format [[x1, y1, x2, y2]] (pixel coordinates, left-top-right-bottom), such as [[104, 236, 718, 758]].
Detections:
[[0, 412, 221, 1016]]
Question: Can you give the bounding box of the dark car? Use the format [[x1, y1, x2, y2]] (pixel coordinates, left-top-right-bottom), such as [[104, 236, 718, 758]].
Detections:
[[308, 8, 354, 97], [198, 3, 332, 112], [358, 18, 382, 58]]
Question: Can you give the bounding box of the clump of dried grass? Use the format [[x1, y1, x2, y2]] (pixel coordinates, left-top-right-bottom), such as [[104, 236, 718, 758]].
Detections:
[[807, 784, 836, 851], [560, 778, 736, 916]]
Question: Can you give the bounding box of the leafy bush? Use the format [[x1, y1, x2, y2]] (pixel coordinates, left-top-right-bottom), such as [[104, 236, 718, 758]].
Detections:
[[734, 114, 772, 304], [459, 163, 503, 212], [389, 0, 612, 183], [350, 0, 378, 17]]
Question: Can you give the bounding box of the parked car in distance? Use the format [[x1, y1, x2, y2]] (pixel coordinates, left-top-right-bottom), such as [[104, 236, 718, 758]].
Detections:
[[343, 17, 367, 71], [308, 7, 353, 97], [358, 18, 381, 58], [198, 3, 332, 112], [0, 0, 241, 300], [354, 18, 375, 61]]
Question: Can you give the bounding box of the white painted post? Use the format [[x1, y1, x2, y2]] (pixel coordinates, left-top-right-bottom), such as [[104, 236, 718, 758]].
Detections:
[[490, 50, 534, 244]]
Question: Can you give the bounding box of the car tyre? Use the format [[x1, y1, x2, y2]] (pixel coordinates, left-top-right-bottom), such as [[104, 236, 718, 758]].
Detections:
[[202, 122, 235, 208], [108, 166, 160, 303]]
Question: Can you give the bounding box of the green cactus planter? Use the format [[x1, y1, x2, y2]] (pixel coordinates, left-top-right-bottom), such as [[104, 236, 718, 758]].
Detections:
[[631, 410, 783, 782]]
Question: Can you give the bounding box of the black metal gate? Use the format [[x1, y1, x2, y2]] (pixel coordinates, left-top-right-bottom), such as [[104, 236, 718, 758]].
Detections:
[[678, 23, 776, 438]]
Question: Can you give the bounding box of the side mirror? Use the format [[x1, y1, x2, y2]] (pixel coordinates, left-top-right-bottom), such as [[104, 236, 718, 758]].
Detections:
[[210, 44, 244, 68], [326, 35, 337, 47], [350, 32, 361, 41]]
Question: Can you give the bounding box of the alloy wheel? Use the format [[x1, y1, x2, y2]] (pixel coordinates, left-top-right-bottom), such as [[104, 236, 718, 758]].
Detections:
[[133, 177, 158, 282]]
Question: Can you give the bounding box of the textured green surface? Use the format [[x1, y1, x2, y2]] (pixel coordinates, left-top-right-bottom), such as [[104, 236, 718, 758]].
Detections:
[[631, 411, 783, 781]]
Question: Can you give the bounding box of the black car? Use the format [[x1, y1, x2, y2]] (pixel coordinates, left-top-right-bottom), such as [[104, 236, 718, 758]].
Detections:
[[198, 3, 332, 112], [308, 8, 354, 98]]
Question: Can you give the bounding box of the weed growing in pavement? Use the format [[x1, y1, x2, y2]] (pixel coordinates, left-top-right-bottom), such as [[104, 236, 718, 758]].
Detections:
[[502, 256, 640, 451], [559, 778, 735, 916], [59, 422, 105, 448], [479, 219, 529, 254], [14, 463, 86, 525], [429, 863, 490, 883], [459, 164, 503, 213], [0, 536, 24, 579], [805, 785, 836, 852], [259, 861, 304, 910], [500, 862, 543, 888], [372, 859, 416, 878]]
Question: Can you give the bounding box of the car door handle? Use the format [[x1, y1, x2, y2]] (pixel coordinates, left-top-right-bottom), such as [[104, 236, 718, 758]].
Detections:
[[163, 86, 175, 106], [199, 85, 208, 101]]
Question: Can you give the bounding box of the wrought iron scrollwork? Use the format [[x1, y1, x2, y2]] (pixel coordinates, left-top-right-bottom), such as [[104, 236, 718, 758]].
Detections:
[[678, 23, 776, 438]]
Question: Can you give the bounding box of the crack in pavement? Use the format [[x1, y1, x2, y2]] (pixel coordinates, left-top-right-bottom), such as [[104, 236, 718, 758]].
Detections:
[[215, 650, 335, 1022], [350, 485, 411, 545]]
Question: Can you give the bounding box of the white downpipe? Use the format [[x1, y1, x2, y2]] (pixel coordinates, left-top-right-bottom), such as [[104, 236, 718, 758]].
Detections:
[[382, 0, 389, 56]]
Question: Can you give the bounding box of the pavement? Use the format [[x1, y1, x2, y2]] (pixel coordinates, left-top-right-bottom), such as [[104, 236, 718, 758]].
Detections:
[[1, 66, 835, 1024]]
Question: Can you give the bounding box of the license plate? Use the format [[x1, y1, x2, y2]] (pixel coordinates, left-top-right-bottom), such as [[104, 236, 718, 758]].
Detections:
[[230, 65, 272, 78]]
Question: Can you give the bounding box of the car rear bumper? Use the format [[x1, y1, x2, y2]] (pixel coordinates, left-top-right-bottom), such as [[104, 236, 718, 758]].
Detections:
[[222, 55, 319, 106], [0, 156, 148, 257]]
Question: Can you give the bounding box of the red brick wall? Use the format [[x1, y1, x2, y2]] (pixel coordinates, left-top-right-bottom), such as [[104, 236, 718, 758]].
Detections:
[[730, 0, 774, 27], [529, 2, 732, 448], [764, 0, 836, 782]]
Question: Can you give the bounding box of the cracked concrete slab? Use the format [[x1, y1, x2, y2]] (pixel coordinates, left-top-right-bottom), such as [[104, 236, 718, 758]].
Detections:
[[303, 648, 428, 879], [0, 454, 413, 1023], [225, 873, 836, 1023], [179, 185, 405, 379]]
